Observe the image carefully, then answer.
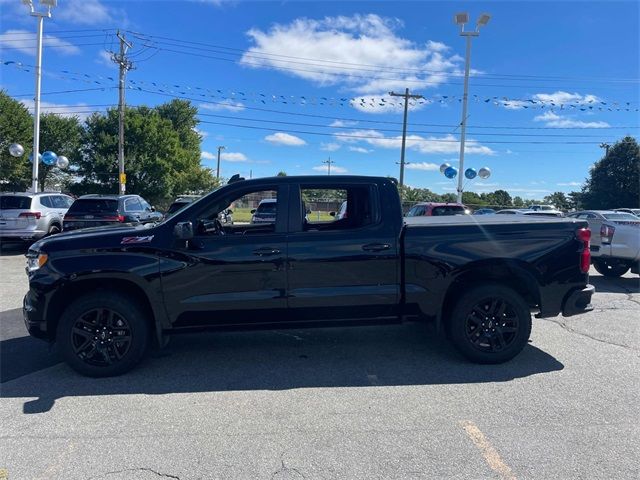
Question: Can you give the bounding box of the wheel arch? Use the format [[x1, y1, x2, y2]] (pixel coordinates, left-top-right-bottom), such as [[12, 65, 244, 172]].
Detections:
[[438, 259, 541, 332]]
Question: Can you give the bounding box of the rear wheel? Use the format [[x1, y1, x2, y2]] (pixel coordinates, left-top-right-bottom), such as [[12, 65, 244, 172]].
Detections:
[[57, 292, 149, 377], [592, 259, 630, 277], [448, 284, 532, 364]]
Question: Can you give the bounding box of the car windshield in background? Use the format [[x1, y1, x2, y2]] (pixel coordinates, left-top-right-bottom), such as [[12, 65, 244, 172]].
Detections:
[[0, 195, 32, 209], [432, 206, 465, 216], [167, 202, 190, 215], [603, 213, 639, 221], [257, 202, 277, 214], [67, 199, 118, 214]]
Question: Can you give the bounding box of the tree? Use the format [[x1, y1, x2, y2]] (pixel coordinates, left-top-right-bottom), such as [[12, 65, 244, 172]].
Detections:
[[0, 91, 32, 191], [513, 196, 525, 208], [73, 102, 217, 205], [492, 189, 512, 207], [581, 136, 640, 209], [462, 191, 485, 206], [543, 192, 571, 211], [276, 171, 287, 176], [567, 191, 583, 211], [38, 113, 82, 191]]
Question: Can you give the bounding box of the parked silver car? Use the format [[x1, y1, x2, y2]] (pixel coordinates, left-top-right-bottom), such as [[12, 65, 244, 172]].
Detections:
[[567, 210, 640, 277], [0, 192, 73, 242]]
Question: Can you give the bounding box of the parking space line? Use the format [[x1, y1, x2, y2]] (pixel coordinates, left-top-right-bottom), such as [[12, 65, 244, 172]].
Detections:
[[460, 420, 516, 480]]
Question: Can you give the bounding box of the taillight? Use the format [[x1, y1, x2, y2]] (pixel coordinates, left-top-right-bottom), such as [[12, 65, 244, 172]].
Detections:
[[118, 214, 125, 222], [577, 227, 591, 274], [103, 215, 126, 222], [19, 212, 42, 219], [600, 224, 615, 244]]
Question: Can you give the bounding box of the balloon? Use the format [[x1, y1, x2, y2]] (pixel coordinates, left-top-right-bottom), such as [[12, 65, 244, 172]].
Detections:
[[42, 151, 58, 166], [28, 153, 42, 163], [444, 166, 458, 179], [465, 168, 477, 180], [56, 155, 69, 169], [439, 162, 451, 174], [478, 167, 491, 179], [9, 143, 24, 157]]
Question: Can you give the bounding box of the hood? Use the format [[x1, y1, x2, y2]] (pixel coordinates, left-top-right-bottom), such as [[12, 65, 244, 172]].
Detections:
[[31, 223, 160, 252]]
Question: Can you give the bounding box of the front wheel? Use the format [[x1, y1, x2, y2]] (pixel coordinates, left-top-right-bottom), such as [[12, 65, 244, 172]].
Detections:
[[592, 258, 630, 277], [448, 284, 532, 364], [57, 292, 149, 377]]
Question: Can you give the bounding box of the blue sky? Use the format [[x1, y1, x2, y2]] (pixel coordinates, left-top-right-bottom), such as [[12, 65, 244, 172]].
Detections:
[[1, 0, 638, 198]]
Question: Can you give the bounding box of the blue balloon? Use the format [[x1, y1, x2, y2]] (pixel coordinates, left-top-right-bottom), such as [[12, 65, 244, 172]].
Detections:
[[28, 153, 43, 163], [42, 151, 58, 166], [444, 166, 458, 179], [465, 168, 477, 179]]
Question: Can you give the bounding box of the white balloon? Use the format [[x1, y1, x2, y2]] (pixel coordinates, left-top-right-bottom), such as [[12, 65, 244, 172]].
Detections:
[[57, 155, 69, 169], [478, 167, 491, 179], [440, 162, 451, 174], [9, 143, 24, 157]]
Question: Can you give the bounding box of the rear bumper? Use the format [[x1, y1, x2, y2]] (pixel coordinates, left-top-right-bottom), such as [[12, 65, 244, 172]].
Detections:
[[562, 284, 595, 317], [0, 228, 46, 240]]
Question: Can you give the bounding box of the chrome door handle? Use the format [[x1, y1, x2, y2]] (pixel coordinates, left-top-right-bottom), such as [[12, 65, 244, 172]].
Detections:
[[362, 243, 391, 252], [253, 247, 281, 256]]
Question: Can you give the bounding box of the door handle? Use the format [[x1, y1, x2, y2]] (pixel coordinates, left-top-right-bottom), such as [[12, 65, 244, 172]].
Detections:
[[362, 243, 391, 252], [253, 247, 281, 256]]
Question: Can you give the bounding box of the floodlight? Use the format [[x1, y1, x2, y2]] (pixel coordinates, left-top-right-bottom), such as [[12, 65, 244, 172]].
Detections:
[[454, 12, 469, 26], [39, 0, 58, 6], [476, 13, 491, 28]]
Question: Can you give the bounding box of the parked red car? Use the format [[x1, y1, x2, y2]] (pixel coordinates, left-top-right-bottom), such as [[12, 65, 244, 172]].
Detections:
[[405, 202, 470, 217]]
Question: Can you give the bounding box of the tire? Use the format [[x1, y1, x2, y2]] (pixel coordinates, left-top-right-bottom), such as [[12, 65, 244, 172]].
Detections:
[[592, 258, 630, 277], [56, 291, 149, 377], [47, 224, 61, 236], [447, 284, 532, 364]]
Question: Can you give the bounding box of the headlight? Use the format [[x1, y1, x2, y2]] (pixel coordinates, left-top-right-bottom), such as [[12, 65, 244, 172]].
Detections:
[[27, 253, 48, 272]]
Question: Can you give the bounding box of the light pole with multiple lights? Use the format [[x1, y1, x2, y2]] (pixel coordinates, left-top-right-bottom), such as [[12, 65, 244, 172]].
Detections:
[[454, 12, 491, 203], [22, 0, 57, 193]]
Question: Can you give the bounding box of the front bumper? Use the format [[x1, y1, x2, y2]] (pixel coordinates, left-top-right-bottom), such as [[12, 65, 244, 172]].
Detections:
[[23, 290, 49, 340], [562, 284, 595, 317]]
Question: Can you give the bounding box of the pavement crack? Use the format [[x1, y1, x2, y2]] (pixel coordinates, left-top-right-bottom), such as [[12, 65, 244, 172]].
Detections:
[[271, 452, 306, 480], [541, 317, 636, 351], [86, 468, 181, 479]]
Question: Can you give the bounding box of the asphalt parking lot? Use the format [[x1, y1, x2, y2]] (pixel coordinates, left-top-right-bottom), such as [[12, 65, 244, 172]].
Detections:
[[1, 243, 638, 480]]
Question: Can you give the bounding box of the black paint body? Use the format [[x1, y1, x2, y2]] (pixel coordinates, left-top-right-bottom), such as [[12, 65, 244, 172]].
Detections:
[[23, 176, 593, 344]]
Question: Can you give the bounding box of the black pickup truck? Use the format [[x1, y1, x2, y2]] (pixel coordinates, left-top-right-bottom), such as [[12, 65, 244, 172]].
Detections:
[[24, 176, 594, 376]]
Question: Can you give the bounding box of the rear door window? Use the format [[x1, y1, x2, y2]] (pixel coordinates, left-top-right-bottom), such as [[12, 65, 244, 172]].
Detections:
[[432, 205, 466, 216], [0, 196, 32, 210], [40, 196, 53, 208], [124, 197, 143, 212]]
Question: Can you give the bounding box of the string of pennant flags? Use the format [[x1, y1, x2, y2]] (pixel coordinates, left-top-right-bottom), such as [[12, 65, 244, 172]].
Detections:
[[3, 59, 639, 112]]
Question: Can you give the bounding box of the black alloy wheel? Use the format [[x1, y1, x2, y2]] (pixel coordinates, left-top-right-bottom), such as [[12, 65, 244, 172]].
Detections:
[[57, 292, 149, 377], [592, 258, 630, 278], [448, 284, 532, 364], [71, 308, 132, 367]]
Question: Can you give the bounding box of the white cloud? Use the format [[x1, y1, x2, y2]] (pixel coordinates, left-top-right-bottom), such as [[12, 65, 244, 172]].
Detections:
[[0, 29, 80, 56], [557, 181, 583, 187], [56, 0, 112, 25], [534, 110, 609, 128], [201, 151, 215, 160], [348, 146, 371, 153], [240, 14, 463, 95], [312, 165, 348, 174], [96, 50, 116, 68], [533, 91, 600, 105], [335, 129, 494, 155], [220, 152, 248, 162], [20, 99, 93, 121], [329, 119, 358, 127], [320, 142, 341, 151], [193, 127, 208, 138], [200, 100, 245, 112], [405, 162, 440, 171], [265, 132, 307, 146]]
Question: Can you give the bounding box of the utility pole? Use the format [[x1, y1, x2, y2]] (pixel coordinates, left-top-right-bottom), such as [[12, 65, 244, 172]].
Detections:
[[322, 156, 334, 175], [112, 30, 133, 195], [216, 146, 225, 180], [389, 88, 423, 187], [599, 143, 611, 156]]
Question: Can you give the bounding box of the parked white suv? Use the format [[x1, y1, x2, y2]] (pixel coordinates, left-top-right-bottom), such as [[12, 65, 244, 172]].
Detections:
[[568, 210, 640, 277], [0, 192, 73, 242]]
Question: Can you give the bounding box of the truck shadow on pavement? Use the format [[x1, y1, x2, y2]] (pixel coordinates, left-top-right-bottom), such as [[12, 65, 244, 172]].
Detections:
[[1, 313, 564, 414], [589, 275, 640, 294]]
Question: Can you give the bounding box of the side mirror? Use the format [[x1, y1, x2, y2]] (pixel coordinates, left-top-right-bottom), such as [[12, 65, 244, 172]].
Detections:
[[329, 211, 336, 217], [173, 221, 194, 240], [150, 206, 156, 212], [226, 209, 233, 214], [250, 209, 256, 214]]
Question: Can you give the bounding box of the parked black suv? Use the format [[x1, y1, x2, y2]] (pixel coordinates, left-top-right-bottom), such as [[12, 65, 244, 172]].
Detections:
[[63, 194, 163, 231]]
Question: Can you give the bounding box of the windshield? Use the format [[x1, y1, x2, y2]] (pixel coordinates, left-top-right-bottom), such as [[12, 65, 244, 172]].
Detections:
[[256, 202, 277, 214], [167, 201, 191, 215], [432, 206, 466, 216]]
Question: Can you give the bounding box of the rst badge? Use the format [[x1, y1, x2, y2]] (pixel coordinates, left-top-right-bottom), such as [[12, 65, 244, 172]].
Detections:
[[121, 235, 154, 245]]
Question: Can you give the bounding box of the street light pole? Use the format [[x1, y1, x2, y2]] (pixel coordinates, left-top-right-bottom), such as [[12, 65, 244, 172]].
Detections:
[[23, 1, 57, 192], [216, 146, 225, 180], [454, 12, 490, 203]]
